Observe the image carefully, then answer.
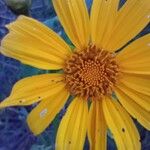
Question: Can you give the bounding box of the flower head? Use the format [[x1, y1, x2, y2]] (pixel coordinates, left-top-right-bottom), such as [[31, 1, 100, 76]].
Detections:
[[0, 0, 150, 150]]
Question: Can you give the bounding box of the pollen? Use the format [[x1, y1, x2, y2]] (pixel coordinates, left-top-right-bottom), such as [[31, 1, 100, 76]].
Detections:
[[63, 45, 119, 99]]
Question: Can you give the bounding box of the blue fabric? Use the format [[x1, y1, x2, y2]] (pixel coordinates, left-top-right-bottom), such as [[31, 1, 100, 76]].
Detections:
[[29, 0, 55, 21], [0, 0, 16, 39]]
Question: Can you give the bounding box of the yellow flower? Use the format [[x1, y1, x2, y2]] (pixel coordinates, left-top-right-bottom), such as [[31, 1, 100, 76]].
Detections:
[[0, 0, 150, 150]]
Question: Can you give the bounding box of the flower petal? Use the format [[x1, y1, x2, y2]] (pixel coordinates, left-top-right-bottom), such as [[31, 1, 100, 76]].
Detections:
[[119, 73, 150, 96], [52, 0, 90, 50], [1, 16, 71, 70], [103, 97, 141, 150], [90, 0, 119, 50], [116, 83, 150, 112], [0, 74, 65, 108], [115, 88, 150, 130], [106, 0, 150, 51], [117, 34, 150, 75], [56, 97, 88, 150], [88, 99, 107, 150], [27, 88, 69, 135]]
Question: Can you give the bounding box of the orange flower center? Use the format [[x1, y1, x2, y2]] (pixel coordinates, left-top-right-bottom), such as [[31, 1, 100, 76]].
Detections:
[[63, 45, 119, 99]]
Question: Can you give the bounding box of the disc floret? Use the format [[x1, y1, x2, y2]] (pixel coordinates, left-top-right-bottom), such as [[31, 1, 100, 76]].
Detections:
[[64, 45, 119, 99]]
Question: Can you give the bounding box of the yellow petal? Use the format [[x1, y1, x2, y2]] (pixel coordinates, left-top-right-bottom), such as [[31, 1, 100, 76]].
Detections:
[[0, 74, 65, 108], [56, 97, 88, 150], [116, 83, 150, 112], [119, 73, 150, 96], [1, 16, 71, 70], [52, 0, 90, 50], [106, 0, 150, 51], [103, 97, 141, 150], [88, 99, 107, 150], [27, 88, 69, 135], [90, 0, 119, 50], [117, 34, 150, 75], [115, 88, 150, 130]]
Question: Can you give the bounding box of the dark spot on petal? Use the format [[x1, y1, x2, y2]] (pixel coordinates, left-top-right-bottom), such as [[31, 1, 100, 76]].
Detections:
[[69, 141, 71, 144], [122, 128, 125, 132]]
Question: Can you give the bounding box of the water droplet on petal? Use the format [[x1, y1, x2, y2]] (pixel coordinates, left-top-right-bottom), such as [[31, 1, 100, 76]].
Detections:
[[40, 108, 48, 118]]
